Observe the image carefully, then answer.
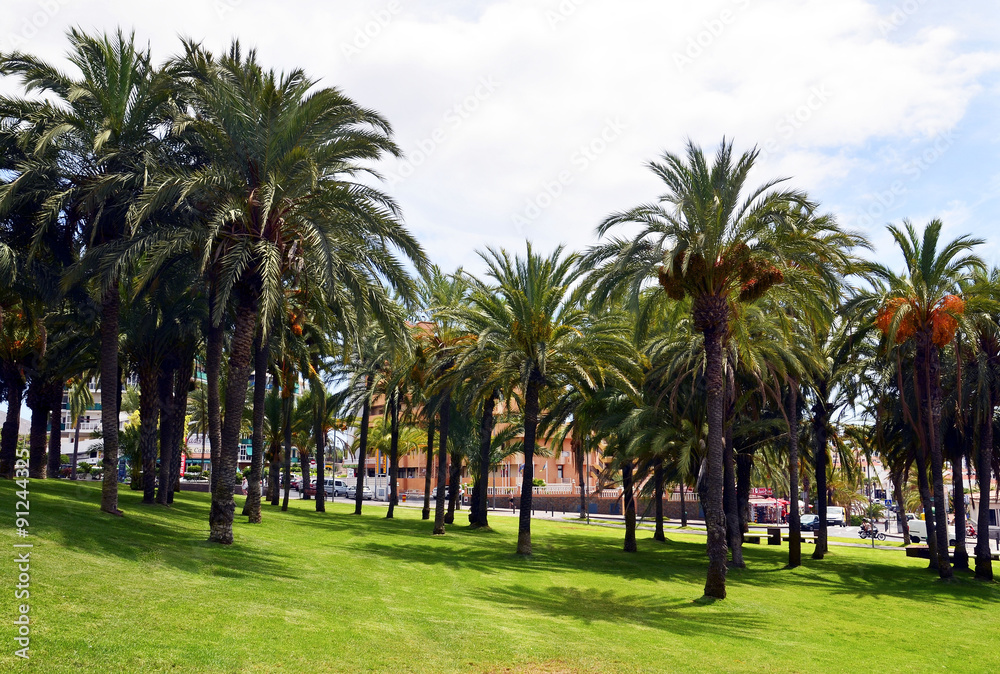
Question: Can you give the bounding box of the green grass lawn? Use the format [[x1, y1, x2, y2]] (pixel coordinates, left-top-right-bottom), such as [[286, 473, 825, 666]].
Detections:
[[2, 480, 998, 673]]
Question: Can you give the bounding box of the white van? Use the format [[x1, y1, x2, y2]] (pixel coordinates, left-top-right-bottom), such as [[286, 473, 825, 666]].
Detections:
[[324, 478, 349, 497], [826, 506, 846, 526], [906, 514, 956, 546], [970, 500, 1000, 539]]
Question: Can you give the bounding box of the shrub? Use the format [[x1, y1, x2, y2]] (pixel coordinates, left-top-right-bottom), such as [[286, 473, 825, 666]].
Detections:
[[849, 514, 863, 527], [78, 463, 92, 475], [532, 478, 546, 487], [187, 464, 202, 473]]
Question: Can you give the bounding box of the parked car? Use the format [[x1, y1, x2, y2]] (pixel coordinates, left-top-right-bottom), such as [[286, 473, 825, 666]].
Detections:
[[325, 478, 349, 497], [800, 514, 820, 531], [347, 485, 374, 500], [290, 476, 302, 491]]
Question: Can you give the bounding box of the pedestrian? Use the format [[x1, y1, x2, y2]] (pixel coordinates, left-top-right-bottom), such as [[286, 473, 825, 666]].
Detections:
[[509, 495, 515, 513], [242, 475, 248, 494]]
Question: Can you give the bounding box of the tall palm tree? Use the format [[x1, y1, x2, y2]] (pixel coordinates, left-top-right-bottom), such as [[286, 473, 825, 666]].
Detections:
[[804, 320, 873, 558], [857, 219, 985, 579], [586, 139, 854, 598], [467, 243, 636, 555], [411, 267, 473, 534], [0, 28, 175, 513], [962, 267, 1000, 580], [67, 376, 94, 479], [139, 41, 425, 543]]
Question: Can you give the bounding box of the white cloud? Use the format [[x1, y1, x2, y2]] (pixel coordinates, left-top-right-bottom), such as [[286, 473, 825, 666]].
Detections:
[[1, 0, 998, 274]]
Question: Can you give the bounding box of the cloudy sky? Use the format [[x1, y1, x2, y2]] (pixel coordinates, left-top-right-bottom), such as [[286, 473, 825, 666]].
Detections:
[[3, 0, 999, 275]]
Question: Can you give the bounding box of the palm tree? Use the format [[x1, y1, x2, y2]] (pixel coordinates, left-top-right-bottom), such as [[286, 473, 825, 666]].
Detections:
[[800, 317, 874, 558], [411, 267, 473, 534], [857, 219, 985, 579], [67, 376, 94, 479], [0, 28, 175, 513], [587, 139, 854, 598], [962, 267, 1000, 579], [467, 243, 636, 555], [139, 41, 425, 543]]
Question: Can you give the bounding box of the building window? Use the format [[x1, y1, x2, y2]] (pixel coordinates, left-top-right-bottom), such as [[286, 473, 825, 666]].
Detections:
[[557, 465, 564, 479]]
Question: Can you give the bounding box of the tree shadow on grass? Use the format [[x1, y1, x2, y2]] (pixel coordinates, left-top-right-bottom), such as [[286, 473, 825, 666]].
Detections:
[[476, 584, 765, 637], [10, 479, 295, 581], [736, 544, 1000, 607], [354, 534, 713, 587]]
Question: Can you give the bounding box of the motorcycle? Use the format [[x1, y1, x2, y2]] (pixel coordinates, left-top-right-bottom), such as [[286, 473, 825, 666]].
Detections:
[[858, 522, 886, 541]]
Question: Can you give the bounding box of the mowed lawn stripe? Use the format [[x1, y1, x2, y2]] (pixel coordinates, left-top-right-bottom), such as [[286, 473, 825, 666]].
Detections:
[[2, 479, 998, 673]]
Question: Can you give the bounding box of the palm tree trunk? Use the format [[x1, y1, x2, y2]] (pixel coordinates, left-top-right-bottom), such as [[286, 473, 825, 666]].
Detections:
[[575, 435, 587, 520], [699, 315, 728, 599], [206, 293, 224, 496], [724, 360, 744, 567], [953, 455, 969, 571], [433, 393, 451, 535], [99, 282, 123, 515], [207, 299, 257, 544], [736, 452, 752, 534], [975, 405, 994, 580], [168, 353, 193, 503], [421, 418, 435, 520], [680, 480, 687, 528], [268, 442, 281, 506], [623, 459, 637, 552], [246, 333, 267, 522], [654, 458, 666, 542], [893, 469, 910, 545], [444, 452, 461, 524], [26, 379, 48, 479], [353, 377, 371, 516], [516, 379, 540, 555], [300, 450, 310, 500], [914, 448, 939, 570], [47, 389, 62, 478], [919, 340, 953, 578], [314, 391, 326, 514], [138, 364, 160, 504], [787, 383, 801, 569], [473, 389, 498, 528], [812, 397, 829, 558], [387, 394, 400, 519], [156, 367, 175, 504], [0, 374, 26, 477], [70, 417, 81, 481], [281, 390, 293, 512]]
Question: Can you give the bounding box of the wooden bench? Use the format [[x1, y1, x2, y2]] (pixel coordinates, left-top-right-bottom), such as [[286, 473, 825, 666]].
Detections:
[[905, 545, 930, 558], [744, 535, 762, 545], [782, 535, 817, 544]]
